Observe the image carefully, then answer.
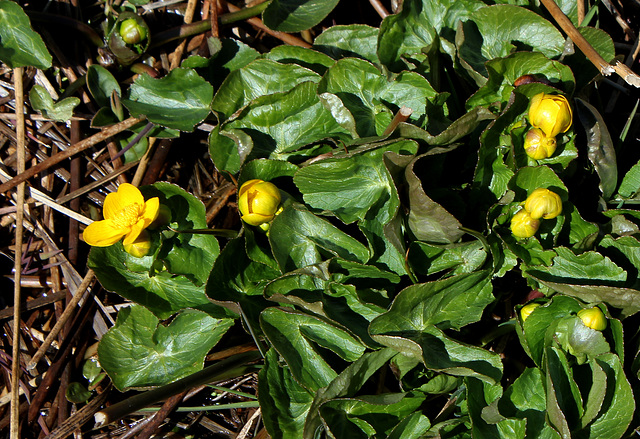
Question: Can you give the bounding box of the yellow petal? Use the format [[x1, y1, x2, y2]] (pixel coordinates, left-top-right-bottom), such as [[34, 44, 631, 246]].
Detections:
[[123, 219, 146, 246], [83, 219, 127, 247], [103, 183, 144, 220], [141, 197, 160, 226]]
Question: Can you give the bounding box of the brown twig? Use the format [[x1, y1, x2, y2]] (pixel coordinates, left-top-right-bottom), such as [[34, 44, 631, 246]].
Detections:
[[10, 66, 25, 439], [136, 390, 189, 439], [0, 290, 67, 320], [540, 0, 640, 87], [369, 0, 390, 18], [26, 269, 95, 371], [0, 116, 144, 194], [45, 385, 111, 439], [383, 106, 413, 136], [170, 0, 199, 70]]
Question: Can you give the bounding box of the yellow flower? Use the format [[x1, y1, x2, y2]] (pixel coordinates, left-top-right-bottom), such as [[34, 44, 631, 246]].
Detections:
[[520, 302, 541, 322], [524, 128, 557, 160], [524, 188, 563, 220], [238, 179, 281, 226], [528, 93, 572, 138], [577, 307, 607, 331], [83, 183, 160, 247], [510, 209, 540, 238]]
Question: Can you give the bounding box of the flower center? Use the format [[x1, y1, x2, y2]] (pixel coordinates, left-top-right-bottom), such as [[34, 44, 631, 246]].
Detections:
[[111, 203, 142, 229]]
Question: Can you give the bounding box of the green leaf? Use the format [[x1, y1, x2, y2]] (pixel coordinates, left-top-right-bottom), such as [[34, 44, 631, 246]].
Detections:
[[65, 382, 92, 404], [583, 353, 635, 438], [553, 316, 612, 364], [317, 58, 438, 136], [405, 153, 464, 243], [123, 68, 213, 131], [386, 412, 432, 439], [575, 98, 617, 200], [408, 240, 488, 277], [214, 81, 352, 167], [207, 237, 279, 325], [141, 182, 220, 284], [303, 348, 397, 438], [466, 378, 526, 439], [29, 84, 80, 122], [369, 271, 494, 332], [259, 348, 314, 439], [263, 0, 340, 32], [0, 1, 51, 69], [265, 45, 335, 75], [86, 64, 121, 108], [260, 307, 366, 391], [212, 58, 320, 120], [545, 346, 583, 436], [565, 27, 616, 90], [313, 24, 380, 64], [498, 368, 561, 439], [456, 5, 565, 80], [616, 159, 640, 199], [466, 52, 575, 110], [98, 305, 233, 390], [269, 203, 370, 272], [377, 0, 485, 71], [320, 393, 427, 438]]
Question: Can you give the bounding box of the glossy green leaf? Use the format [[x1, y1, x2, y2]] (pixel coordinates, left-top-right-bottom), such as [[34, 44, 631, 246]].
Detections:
[[317, 58, 438, 136], [0, 1, 51, 69], [467, 378, 526, 439], [265, 45, 335, 75], [378, 0, 484, 71], [269, 203, 370, 272], [553, 315, 612, 364], [259, 348, 314, 439], [386, 412, 432, 439], [466, 52, 575, 110], [29, 84, 80, 122], [320, 393, 427, 438], [260, 307, 366, 391], [408, 240, 487, 276], [575, 98, 617, 200], [371, 271, 494, 331], [498, 368, 561, 439], [582, 353, 635, 438], [123, 68, 213, 131], [313, 24, 380, 63], [66, 382, 92, 404], [98, 305, 233, 390], [212, 58, 320, 120], [303, 348, 397, 438], [263, 0, 340, 32], [457, 5, 564, 80], [406, 153, 464, 243], [616, 159, 640, 199], [545, 346, 583, 436], [86, 64, 121, 108]]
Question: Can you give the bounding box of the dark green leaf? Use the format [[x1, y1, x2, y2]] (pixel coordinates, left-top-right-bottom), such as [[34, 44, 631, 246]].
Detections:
[[260, 307, 366, 391], [313, 24, 380, 63], [575, 98, 617, 200], [29, 84, 80, 122], [269, 203, 370, 272], [66, 382, 92, 404], [545, 346, 583, 435], [263, 0, 340, 32], [259, 348, 314, 439], [86, 64, 121, 108], [0, 1, 51, 69], [123, 68, 213, 131], [98, 305, 233, 390], [265, 45, 335, 75]]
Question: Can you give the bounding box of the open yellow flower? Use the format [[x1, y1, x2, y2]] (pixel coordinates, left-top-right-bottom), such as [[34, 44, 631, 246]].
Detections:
[[83, 183, 160, 247], [238, 179, 281, 226]]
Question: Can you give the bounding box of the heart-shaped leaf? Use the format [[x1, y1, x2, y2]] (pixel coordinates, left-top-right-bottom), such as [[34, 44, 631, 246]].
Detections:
[[98, 305, 234, 390]]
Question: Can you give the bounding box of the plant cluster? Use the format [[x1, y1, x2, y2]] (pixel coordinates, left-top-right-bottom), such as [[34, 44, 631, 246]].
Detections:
[[2, 0, 640, 437]]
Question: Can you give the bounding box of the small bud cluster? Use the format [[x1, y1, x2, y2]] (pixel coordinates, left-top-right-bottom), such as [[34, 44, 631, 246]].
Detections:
[[524, 92, 572, 160], [511, 188, 562, 238]]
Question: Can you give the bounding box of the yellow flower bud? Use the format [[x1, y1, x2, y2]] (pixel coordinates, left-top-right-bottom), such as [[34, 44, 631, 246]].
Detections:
[[120, 18, 147, 45], [520, 303, 541, 322], [524, 128, 557, 160], [577, 307, 607, 331], [528, 93, 572, 138], [123, 230, 152, 258], [238, 179, 282, 226], [524, 188, 563, 220], [510, 209, 540, 238]]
